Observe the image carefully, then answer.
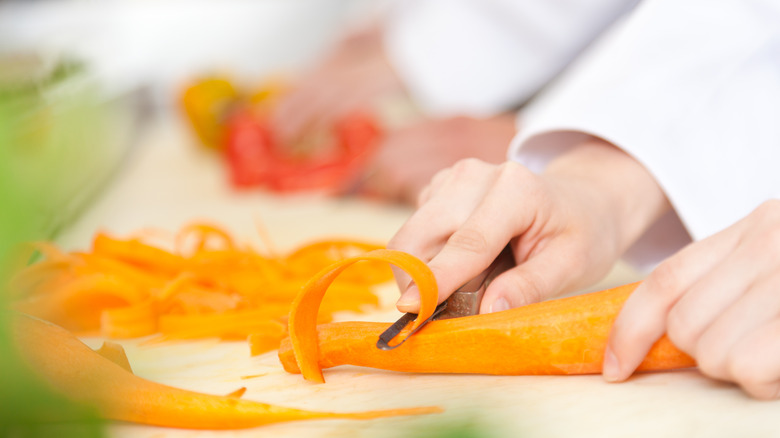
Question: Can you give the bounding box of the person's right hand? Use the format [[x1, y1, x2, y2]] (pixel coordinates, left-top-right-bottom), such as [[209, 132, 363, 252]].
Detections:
[[272, 24, 404, 143], [387, 136, 672, 314]]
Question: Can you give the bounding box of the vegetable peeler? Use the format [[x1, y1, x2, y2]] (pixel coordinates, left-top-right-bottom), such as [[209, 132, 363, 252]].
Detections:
[[376, 246, 515, 350]]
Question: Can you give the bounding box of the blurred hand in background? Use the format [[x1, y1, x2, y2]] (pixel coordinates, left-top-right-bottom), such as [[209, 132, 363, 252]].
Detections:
[[272, 22, 518, 205], [272, 24, 403, 143]]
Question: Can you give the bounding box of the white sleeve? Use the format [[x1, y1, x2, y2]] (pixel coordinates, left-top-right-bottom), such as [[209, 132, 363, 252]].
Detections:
[[509, 0, 780, 270], [382, 0, 639, 118]]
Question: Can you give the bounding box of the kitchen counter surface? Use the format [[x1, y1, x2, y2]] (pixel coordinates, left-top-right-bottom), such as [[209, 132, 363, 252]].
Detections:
[[62, 113, 779, 438]]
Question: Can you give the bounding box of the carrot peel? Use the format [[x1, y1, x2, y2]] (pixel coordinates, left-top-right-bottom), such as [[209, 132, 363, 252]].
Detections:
[[288, 249, 437, 383], [11, 223, 392, 345]]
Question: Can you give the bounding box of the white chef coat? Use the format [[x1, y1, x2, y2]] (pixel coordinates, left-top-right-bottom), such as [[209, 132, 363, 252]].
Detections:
[[384, 0, 780, 271], [510, 0, 780, 270], [383, 0, 640, 117]]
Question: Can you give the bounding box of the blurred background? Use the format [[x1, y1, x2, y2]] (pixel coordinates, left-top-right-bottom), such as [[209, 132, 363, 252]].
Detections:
[[0, 0, 384, 239], [0, 0, 374, 107], [0, 3, 391, 435]]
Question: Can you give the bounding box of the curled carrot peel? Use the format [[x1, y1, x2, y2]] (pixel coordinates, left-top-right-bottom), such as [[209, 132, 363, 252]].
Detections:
[[13, 313, 442, 429], [288, 249, 438, 383], [10, 222, 391, 347], [174, 223, 236, 255], [282, 253, 695, 379]]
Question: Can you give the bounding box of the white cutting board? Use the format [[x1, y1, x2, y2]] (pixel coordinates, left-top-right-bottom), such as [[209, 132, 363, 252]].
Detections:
[[66, 114, 780, 438]]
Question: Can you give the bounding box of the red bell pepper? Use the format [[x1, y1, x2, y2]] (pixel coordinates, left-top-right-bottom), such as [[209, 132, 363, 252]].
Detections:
[[225, 110, 381, 193]]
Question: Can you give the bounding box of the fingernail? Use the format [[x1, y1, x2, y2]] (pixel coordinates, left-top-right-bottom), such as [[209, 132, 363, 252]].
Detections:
[[396, 289, 420, 311], [602, 347, 621, 382], [489, 297, 510, 313]]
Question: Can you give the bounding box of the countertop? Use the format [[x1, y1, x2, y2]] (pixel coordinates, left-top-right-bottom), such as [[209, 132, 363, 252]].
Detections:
[[61, 112, 779, 438]]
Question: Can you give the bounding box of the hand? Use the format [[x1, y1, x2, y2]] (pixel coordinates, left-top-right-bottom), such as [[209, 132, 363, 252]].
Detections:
[[356, 114, 516, 205], [604, 200, 780, 400], [272, 24, 404, 143], [388, 137, 670, 314]]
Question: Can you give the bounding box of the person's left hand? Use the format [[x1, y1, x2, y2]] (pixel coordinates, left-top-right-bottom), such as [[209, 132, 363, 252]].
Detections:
[[355, 114, 517, 204], [604, 199, 780, 400]]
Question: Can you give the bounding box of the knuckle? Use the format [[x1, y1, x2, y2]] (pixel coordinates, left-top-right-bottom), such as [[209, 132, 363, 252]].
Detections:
[[694, 348, 726, 381], [742, 223, 780, 267], [495, 161, 537, 189], [450, 158, 487, 177], [761, 226, 780, 259], [502, 270, 547, 305], [742, 383, 780, 401], [416, 185, 431, 207], [753, 199, 780, 221], [446, 228, 490, 255], [429, 167, 451, 188], [726, 349, 766, 391], [645, 261, 684, 302], [665, 306, 698, 352]]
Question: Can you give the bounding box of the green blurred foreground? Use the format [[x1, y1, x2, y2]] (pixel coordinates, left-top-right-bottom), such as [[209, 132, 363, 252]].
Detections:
[[0, 54, 106, 438]]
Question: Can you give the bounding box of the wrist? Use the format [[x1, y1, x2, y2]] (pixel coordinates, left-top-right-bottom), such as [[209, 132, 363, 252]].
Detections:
[[543, 136, 671, 254]]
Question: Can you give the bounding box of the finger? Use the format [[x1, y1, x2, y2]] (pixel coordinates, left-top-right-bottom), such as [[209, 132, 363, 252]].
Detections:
[[387, 160, 498, 299], [603, 220, 746, 382], [665, 244, 760, 355], [727, 318, 780, 400], [480, 238, 592, 313], [386, 200, 468, 298], [399, 163, 534, 312], [416, 166, 452, 206], [695, 270, 780, 381]]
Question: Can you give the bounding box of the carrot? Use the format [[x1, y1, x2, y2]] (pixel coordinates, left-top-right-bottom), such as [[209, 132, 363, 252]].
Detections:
[[282, 250, 695, 381], [157, 313, 285, 342], [11, 222, 392, 348], [174, 222, 236, 255], [92, 233, 185, 274], [75, 253, 167, 289], [287, 249, 438, 383], [247, 321, 288, 356], [13, 313, 442, 429], [100, 300, 157, 339]]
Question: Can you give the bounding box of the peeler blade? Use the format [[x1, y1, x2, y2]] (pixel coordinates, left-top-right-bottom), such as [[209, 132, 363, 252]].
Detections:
[[376, 246, 515, 350]]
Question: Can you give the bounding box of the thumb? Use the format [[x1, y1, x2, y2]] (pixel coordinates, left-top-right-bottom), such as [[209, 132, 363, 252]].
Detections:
[[479, 240, 586, 314]]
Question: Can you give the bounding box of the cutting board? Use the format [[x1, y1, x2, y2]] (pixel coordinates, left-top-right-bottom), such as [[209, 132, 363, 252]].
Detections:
[[63, 114, 779, 438]]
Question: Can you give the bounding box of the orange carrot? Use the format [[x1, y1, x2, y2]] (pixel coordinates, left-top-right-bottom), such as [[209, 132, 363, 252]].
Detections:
[[157, 314, 284, 342], [93, 233, 186, 274], [174, 222, 236, 255], [247, 321, 288, 356], [74, 253, 167, 289], [13, 313, 442, 429], [282, 250, 695, 381], [100, 300, 157, 339]]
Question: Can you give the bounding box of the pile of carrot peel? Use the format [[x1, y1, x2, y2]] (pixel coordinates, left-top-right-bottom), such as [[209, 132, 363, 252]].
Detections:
[[9, 222, 393, 355]]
